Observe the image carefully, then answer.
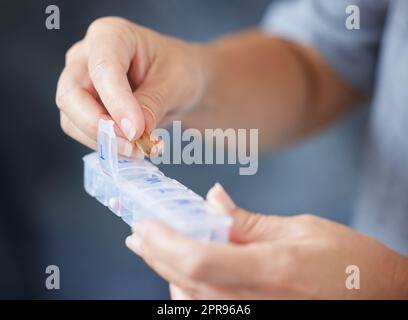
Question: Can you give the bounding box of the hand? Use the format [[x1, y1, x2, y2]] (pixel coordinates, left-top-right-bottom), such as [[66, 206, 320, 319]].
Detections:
[[126, 184, 408, 299], [56, 17, 207, 157]]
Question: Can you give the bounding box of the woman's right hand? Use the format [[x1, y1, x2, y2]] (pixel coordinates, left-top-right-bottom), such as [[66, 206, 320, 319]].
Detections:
[[56, 17, 208, 157]]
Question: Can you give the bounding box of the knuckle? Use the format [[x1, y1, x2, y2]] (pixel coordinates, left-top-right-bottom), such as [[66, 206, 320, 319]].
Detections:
[[298, 213, 315, 221], [289, 221, 313, 238], [86, 17, 134, 79], [237, 211, 264, 235], [87, 17, 133, 46], [59, 113, 71, 135], [264, 248, 298, 292], [55, 68, 78, 109], [184, 250, 208, 281], [87, 17, 112, 34], [88, 57, 110, 81], [55, 86, 68, 109], [55, 76, 66, 108], [295, 213, 317, 228], [88, 16, 127, 33], [55, 82, 78, 110], [55, 91, 63, 109], [272, 248, 312, 297], [65, 41, 83, 64]]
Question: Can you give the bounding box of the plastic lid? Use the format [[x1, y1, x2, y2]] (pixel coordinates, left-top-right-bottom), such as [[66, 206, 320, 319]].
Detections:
[[97, 119, 119, 178]]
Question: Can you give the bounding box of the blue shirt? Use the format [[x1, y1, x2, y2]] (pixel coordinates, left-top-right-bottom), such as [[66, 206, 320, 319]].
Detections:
[[263, 0, 408, 254]]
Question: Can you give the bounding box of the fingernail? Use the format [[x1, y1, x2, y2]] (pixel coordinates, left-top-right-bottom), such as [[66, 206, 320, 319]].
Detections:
[[125, 235, 142, 255], [207, 183, 236, 214], [117, 138, 134, 157], [142, 106, 156, 133], [121, 118, 136, 141]]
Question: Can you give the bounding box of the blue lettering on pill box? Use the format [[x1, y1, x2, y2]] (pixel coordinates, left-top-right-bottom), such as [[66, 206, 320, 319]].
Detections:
[[99, 144, 105, 160], [192, 207, 204, 214], [145, 177, 161, 184], [177, 199, 191, 205], [118, 159, 130, 164]]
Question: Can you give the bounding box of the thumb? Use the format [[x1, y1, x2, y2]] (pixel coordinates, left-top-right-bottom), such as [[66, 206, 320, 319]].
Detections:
[[133, 72, 175, 133], [206, 183, 276, 244]]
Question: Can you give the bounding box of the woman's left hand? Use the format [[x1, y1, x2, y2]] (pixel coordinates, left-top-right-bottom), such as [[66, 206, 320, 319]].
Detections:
[[126, 184, 408, 299]]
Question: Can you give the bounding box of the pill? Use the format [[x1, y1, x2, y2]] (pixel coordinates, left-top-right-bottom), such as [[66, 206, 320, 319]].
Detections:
[[135, 131, 163, 157]]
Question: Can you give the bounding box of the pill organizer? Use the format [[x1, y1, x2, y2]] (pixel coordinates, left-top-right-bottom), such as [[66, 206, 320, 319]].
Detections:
[[83, 119, 232, 242]]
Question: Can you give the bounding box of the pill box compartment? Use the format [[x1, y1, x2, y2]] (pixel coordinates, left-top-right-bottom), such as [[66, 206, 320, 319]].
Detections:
[[83, 152, 231, 242]]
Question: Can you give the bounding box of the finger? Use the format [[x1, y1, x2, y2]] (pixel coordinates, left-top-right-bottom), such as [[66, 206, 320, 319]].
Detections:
[[169, 284, 194, 300], [206, 182, 236, 214], [170, 283, 239, 300], [60, 112, 140, 158], [137, 231, 265, 298], [86, 19, 145, 140], [65, 40, 85, 65], [56, 77, 107, 139], [129, 235, 246, 299], [57, 55, 139, 150], [133, 82, 167, 133], [129, 237, 230, 299], [128, 220, 261, 288], [176, 284, 261, 300], [207, 183, 288, 243], [60, 112, 96, 150], [57, 54, 126, 141], [126, 234, 204, 295]]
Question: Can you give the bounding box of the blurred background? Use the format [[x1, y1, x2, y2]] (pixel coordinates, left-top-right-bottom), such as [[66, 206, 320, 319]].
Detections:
[[0, 0, 367, 299]]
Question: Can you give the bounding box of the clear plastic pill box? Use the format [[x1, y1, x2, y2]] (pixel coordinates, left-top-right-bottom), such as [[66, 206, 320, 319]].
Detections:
[[83, 119, 232, 242]]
